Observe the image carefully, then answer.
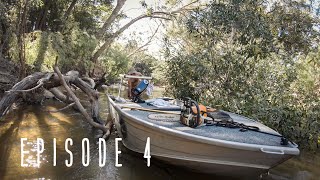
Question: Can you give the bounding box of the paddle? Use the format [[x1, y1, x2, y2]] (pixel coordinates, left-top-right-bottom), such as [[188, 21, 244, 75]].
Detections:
[[120, 105, 181, 115]]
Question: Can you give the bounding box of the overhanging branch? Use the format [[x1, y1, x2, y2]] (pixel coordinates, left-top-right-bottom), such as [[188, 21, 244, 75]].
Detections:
[[127, 23, 161, 58], [91, 0, 201, 63]]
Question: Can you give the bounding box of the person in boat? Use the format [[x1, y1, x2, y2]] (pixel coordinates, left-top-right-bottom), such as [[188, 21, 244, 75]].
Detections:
[[127, 68, 142, 99]]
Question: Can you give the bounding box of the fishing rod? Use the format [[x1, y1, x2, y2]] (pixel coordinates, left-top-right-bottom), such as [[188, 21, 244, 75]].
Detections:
[[120, 105, 181, 115]]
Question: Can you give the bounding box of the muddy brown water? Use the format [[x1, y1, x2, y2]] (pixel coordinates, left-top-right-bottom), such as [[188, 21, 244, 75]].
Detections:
[[0, 89, 319, 180]]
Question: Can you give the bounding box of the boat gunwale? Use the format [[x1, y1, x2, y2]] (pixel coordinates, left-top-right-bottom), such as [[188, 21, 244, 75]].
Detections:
[[107, 95, 300, 156]]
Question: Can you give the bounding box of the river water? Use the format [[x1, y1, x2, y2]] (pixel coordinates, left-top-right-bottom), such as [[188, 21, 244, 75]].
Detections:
[[0, 90, 319, 180]]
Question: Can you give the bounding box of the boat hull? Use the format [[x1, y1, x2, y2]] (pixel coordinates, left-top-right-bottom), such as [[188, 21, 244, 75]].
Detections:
[[108, 96, 297, 177]]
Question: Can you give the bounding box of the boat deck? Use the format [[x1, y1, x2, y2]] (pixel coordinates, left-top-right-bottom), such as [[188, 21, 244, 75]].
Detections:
[[115, 101, 295, 148]]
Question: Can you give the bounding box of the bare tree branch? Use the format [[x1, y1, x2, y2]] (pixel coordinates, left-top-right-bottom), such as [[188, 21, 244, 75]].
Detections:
[[91, 0, 200, 63], [53, 66, 108, 132], [96, 0, 127, 39], [63, 0, 78, 20], [0, 69, 114, 139], [127, 23, 161, 58], [6, 73, 53, 93], [91, 14, 168, 63], [0, 72, 47, 117], [152, 0, 200, 15], [49, 87, 73, 103], [6, 82, 43, 93], [46, 102, 75, 113], [82, 77, 95, 88], [102, 117, 114, 139]]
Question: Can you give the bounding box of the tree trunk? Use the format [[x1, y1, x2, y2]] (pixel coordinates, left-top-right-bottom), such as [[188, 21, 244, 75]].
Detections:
[[35, 0, 51, 30], [63, 0, 78, 20], [49, 87, 73, 103], [0, 72, 46, 116], [90, 0, 196, 68], [91, 38, 113, 64], [91, 14, 148, 64], [18, 0, 29, 79], [0, 21, 10, 59], [96, 0, 127, 39]]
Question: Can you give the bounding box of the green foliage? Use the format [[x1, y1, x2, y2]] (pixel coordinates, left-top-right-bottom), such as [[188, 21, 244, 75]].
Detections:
[[268, 0, 319, 54], [18, 25, 98, 73], [164, 0, 320, 150], [0, 0, 113, 74], [72, 1, 113, 34], [152, 60, 167, 85], [1, 0, 165, 79], [101, 43, 163, 84], [132, 54, 156, 76], [101, 44, 131, 83]]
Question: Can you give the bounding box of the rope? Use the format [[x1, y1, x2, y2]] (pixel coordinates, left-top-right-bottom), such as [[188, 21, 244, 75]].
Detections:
[[205, 113, 287, 140]]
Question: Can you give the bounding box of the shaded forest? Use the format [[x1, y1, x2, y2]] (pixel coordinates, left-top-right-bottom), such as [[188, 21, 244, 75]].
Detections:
[[0, 0, 173, 87]]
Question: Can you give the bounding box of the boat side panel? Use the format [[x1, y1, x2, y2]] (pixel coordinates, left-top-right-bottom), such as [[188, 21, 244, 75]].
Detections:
[[115, 112, 292, 170]]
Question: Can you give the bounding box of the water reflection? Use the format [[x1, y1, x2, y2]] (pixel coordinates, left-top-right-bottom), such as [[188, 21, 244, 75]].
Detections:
[[0, 92, 319, 180]]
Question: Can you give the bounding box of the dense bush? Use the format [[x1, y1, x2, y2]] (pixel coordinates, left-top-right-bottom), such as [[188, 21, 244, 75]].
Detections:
[[164, 0, 320, 150]]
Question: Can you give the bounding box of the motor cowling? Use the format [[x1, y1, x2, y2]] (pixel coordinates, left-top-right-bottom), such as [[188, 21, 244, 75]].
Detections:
[[131, 79, 149, 103]]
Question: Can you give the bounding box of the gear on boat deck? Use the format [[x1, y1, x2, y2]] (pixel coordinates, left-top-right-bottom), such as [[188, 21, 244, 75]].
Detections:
[[118, 102, 295, 148]]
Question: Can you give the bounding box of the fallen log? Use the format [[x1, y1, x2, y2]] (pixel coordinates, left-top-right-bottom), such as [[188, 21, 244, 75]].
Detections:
[[0, 72, 46, 116], [82, 77, 95, 89], [73, 77, 103, 124], [54, 66, 108, 133], [0, 68, 114, 138], [49, 87, 73, 103]]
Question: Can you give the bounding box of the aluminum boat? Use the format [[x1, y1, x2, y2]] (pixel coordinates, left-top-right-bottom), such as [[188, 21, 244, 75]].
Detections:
[[107, 94, 300, 177]]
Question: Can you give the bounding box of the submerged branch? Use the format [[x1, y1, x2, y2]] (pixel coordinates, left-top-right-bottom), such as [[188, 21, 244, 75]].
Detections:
[[46, 102, 75, 113], [102, 118, 114, 139], [53, 66, 108, 133]]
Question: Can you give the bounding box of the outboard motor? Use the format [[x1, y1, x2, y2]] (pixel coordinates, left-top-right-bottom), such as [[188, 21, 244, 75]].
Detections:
[[131, 79, 149, 103]]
